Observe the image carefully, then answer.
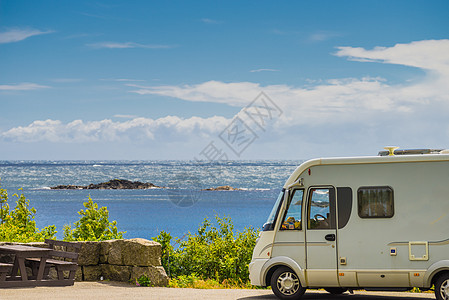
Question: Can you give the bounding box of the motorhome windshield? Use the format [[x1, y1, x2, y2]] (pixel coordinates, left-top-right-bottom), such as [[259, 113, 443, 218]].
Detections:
[[263, 190, 284, 231]]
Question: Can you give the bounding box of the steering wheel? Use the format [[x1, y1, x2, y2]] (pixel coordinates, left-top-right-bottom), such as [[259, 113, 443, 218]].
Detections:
[[314, 214, 327, 221]]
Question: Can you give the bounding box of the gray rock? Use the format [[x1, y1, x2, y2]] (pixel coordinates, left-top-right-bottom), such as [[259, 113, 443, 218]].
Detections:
[[83, 265, 102, 281], [101, 264, 131, 282], [51, 179, 163, 190], [131, 266, 169, 287], [77, 241, 100, 266], [121, 238, 161, 267], [202, 185, 241, 191], [75, 266, 83, 281], [104, 239, 126, 265]]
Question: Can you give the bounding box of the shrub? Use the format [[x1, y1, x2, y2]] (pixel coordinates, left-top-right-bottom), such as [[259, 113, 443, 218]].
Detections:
[[63, 195, 125, 241], [135, 275, 154, 287], [0, 185, 57, 242], [153, 215, 258, 284]]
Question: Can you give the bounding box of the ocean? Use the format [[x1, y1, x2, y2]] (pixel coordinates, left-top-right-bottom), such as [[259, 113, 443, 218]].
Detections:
[[0, 160, 302, 240]]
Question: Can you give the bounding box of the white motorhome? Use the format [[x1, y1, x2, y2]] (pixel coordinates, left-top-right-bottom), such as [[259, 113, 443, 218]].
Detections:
[[249, 148, 449, 300]]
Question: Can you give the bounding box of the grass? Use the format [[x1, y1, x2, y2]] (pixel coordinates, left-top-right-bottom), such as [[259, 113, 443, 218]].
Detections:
[[168, 274, 266, 289]]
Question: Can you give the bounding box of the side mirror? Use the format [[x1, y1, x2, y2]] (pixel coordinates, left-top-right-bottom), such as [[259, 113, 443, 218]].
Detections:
[[287, 177, 304, 189]]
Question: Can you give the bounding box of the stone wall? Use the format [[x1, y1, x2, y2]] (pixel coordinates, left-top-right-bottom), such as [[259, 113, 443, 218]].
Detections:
[[0, 238, 169, 286], [76, 238, 168, 286]]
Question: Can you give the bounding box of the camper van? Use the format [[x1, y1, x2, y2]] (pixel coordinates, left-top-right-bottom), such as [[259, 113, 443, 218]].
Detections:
[[249, 148, 449, 300]]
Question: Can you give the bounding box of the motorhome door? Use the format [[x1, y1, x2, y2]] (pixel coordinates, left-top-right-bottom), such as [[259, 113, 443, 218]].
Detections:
[[305, 187, 338, 287]]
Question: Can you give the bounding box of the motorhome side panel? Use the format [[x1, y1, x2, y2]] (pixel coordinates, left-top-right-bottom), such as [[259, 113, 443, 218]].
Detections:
[[302, 160, 449, 287]]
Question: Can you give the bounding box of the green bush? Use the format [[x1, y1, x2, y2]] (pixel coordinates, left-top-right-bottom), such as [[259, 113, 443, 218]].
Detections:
[[0, 185, 57, 242], [135, 275, 154, 287], [63, 195, 125, 241], [153, 215, 258, 284]]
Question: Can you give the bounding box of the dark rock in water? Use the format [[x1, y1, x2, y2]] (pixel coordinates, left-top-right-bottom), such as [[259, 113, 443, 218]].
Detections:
[[51, 179, 162, 190], [50, 185, 85, 190], [202, 185, 241, 191]]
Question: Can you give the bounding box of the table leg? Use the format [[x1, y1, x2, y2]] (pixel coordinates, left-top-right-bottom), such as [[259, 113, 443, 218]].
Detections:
[[18, 257, 28, 281], [37, 257, 47, 281], [11, 257, 19, 277]]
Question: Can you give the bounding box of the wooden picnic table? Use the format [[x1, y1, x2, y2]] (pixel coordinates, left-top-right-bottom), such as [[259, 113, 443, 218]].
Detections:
[[0, 244, 52, 287]]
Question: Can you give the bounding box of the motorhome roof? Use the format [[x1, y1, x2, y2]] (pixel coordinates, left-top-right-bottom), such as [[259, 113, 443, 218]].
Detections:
[[284, 153, 449, 189], [378, 148, 443, 156]]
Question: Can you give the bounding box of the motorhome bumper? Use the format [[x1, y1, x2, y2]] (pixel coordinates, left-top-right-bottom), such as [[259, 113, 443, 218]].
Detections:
[[249, 258, 268, 286]]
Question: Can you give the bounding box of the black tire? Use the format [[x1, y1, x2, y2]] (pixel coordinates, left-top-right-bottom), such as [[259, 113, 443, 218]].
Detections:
[[270, 266, 306, 300], [435, 272, 449, 300], [324, 287, 348, 294]]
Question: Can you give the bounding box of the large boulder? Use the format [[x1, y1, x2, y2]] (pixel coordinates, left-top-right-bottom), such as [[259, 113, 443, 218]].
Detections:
[[83, 265, 102, 281], [101, 239, 161, 266], [100, 239, 125, 265], [122, 238, 161, 266], [131, 266, 169, 286], [77, 241, 101, 266], [101, 264, 131, 282]]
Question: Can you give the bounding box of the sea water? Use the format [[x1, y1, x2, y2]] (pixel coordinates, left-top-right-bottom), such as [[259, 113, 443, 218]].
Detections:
[[0, 160, 302, 240]]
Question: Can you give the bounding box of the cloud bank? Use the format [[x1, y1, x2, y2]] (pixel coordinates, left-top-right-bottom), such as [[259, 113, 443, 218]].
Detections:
[[0, 82, 50, 91], [128, 39, 449, 126], [0, 28, 53, 44], [2, 40, 449, 156], [1, 116, 229, 143]]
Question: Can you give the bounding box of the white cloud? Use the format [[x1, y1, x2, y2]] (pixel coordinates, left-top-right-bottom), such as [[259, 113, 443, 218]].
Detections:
[[127, 81, 264, 106], [0, 28, 53, 44], [334, 40, 449, 75], [127, 40, 449, 130], [113, 114, 138, 119], [0, 82, 50, 91], [250, 69, 279, 73], [3, 40, 449, 159], [1, 116, 229, 143], [87, 42, 175, 49]]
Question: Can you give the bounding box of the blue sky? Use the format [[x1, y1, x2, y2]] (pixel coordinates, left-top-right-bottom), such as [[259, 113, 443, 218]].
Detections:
[[1, 0, 449, 160]]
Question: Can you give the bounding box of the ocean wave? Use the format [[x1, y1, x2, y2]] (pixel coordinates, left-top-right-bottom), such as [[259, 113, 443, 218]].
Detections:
[[31, 186, 51, 190]]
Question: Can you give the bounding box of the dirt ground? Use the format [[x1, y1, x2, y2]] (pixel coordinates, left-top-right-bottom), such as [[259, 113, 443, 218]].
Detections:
[[0, 281, 436, 300]]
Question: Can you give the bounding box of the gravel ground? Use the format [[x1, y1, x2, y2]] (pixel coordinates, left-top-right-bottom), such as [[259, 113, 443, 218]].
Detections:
[[0, 282, 436, 300]]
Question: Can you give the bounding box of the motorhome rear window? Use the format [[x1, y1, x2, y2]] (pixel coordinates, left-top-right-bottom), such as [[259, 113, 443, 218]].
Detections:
[[357, 186, 394, 218]]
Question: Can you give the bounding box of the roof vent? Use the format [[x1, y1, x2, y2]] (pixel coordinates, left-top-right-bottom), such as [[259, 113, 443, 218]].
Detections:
[[378, 148, 444, 156]]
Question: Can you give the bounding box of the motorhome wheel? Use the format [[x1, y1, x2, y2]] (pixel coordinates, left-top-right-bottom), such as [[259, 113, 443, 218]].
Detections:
[[270, 266, 306, 299], [435, 273, 449, 300]]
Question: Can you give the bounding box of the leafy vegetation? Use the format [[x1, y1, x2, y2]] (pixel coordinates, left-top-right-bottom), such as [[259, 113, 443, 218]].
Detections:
[[0, 185, 124, 243], [0, 185, 56, 242], [0, 184, 259, 288], [134, 275, 154, 287], [63, 195, 125, 241], [168, 273, 256, 289], [153, 215, 258, 286]]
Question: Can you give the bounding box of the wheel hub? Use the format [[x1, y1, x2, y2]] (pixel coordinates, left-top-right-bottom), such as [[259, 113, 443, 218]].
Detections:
[[277, 271, 299, 295], [441, 279, 449, 300], [281, 277, 294, 290]]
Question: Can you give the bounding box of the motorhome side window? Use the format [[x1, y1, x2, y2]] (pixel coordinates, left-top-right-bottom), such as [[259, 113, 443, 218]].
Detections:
[[357, 186, 394, 218], [307, 188, 336, 229], [280, 189, 303, 230]]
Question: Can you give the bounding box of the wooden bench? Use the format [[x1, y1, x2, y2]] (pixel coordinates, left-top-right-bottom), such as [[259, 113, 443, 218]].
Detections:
[[0, 263, 13, 281], [26, 239, 81, 284]]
